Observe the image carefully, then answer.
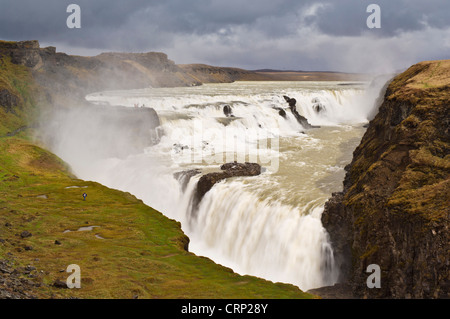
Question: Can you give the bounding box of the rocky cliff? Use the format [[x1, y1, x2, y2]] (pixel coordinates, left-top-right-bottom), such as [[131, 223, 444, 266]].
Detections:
[[33, 44, 202, 105], [0, 40, 167, 156], [322, 60, 450, 298]]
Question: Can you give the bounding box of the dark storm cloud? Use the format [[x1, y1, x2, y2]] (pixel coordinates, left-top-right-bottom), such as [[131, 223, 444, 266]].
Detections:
[[3, 0, 448, 44], [307, 0, 450, 37], [0, 0, 449, 72]]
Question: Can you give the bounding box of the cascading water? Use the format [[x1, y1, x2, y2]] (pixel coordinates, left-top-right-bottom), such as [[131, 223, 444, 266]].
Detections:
[[187, 180, 338, 290], [45, 80, 384, 291]]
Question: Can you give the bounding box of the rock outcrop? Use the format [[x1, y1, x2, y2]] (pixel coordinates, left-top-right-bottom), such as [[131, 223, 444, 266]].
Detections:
[[33, 45, 202, 105], [174, 169, 201, 192], [283, 95, 318, 129], [0, 259, 39, 299], [0, 40, 42, 69], [0, 41, 167, 156], [191, 162, 262, 210], [321, 60, 450, 299], [0, 89, 19, 114], [223, 104, 234, 117]]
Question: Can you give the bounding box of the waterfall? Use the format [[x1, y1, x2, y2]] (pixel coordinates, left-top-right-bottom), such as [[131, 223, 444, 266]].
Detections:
[[44, 81, 385, 292], [181, 178, 339, 290]]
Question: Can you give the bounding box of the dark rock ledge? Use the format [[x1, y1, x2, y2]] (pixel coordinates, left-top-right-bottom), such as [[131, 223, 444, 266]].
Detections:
[[174, 162, 262, 215]]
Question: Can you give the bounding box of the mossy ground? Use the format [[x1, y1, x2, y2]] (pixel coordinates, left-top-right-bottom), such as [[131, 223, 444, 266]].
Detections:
[[0, 55, 313, 299]]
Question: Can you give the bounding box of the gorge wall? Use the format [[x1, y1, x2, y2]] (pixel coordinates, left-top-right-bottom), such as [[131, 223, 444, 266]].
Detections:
[[322, 60, 450, 299]]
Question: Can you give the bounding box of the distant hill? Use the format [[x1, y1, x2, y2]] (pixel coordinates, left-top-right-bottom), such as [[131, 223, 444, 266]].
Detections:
[[181, 65, 371, 83]]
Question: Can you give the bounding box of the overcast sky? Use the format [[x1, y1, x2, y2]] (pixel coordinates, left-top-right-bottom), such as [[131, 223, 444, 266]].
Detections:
[[1, 0, 449, 73]]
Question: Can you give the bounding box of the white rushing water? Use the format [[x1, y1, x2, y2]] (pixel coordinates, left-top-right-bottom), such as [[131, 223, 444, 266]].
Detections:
[[49, 80, 384, 291]]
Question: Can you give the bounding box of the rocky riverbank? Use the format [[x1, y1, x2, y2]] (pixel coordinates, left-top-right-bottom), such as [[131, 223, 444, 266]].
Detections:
[[321, 60, 450, 299]]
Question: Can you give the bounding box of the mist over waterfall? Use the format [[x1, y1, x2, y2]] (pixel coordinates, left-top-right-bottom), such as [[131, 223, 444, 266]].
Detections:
[[40, 80, 388, 291]]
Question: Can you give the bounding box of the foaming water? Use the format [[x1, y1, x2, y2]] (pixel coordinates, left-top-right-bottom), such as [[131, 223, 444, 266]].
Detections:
[[188, 180, 338, 290], [48, 81, 385, 291]]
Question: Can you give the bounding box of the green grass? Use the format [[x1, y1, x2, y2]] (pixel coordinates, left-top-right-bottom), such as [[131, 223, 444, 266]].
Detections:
[[0, 55, 38, 136], [0, 137, 312, 299]]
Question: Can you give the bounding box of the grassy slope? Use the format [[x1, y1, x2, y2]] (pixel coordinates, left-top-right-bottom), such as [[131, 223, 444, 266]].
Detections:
[[0, 55, 312, 299], [0, 56, 36, 136]]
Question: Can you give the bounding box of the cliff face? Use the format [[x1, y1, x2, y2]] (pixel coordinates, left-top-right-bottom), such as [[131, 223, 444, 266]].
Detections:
[[0, 41, 165, 156], [0, 40, 42, 68], [35, 46, 202, 106], [0, 41, 40, 137], [0, 40, 205, 107], [322, 60, 450, 298]]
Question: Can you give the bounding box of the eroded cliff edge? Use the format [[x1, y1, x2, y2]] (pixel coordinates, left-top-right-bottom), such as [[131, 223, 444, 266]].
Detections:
[[322, 60, 450, 298]]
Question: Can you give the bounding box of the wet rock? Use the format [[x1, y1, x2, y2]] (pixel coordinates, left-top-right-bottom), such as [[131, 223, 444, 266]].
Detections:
[[272, 107, 286, 118], [283, 95, 319, 129], [219, 162, 261, 174], [174, 169, 201, 192], [311, 97, 326, 113], [313, 102, 325, 113], [193, 162, 262, 210], [223, 104, 234, 117], [172, 143, 190, 154]]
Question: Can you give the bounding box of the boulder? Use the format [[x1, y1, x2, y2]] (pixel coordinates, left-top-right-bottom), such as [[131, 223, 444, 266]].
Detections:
[[223, 104, 234, 117], [192, 162, 262, 211], [20, 231, 32, 239], [313, 102, 325, 113]]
